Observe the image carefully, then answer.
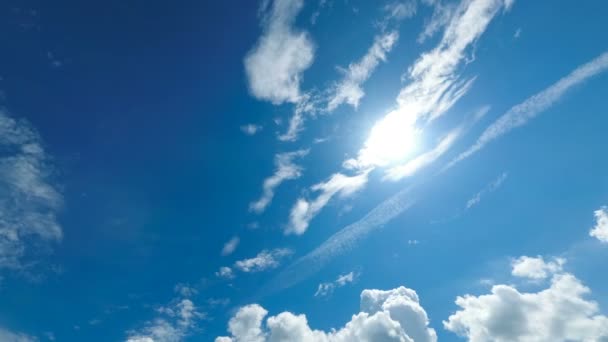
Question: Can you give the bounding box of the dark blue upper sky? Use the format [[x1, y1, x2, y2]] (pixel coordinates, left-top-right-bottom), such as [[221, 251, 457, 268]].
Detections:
[[1, 0, 608, 341]]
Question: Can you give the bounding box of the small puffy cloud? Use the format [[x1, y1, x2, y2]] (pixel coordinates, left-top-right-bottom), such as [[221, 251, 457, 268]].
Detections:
[[510, 255, 564, 280], [240, 124, 263, 136], [221, 236, 240, 256], [234, 248, 293, 273], [0, 328, 37, 342], [126, 297, 205, 342], [589, 206, 608, 243], [0, 110, 63, 272], [315, 271, 358, 297], [444, 262, 608, 341], [216, 286, 437, 342], [174, 283, 198, 297], [216, 266, 235, 279], [287, 172, 369, 235], [250, 150, 309, 214], [244, 0, 314, 104]]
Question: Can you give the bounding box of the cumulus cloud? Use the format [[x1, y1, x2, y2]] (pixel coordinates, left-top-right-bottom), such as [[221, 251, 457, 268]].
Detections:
[[174, 283, 198, 297], [240, 124, 263, 136], [234, 248, 293, 273], [465, 171, 508, 209], [216, 266, 235, 280], [126, 297, 204, 342], [221, 237, 240, 256], [589, 206, 608, 243], [510, 255, 564, 280], [287, 171, 369, 235], [448, 51, 608, 169], [315, 271, 358, 297], [250, 150, 309, 214], [216, 286, 437, 342], [0, 110, 63, 272], [244, 0, 314, 104], [327, 31, 399, 111], [0, 328, 37, 342], [444, 258, 608, 341]]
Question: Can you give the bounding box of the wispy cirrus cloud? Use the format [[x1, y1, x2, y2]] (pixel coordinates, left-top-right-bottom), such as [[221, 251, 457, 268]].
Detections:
[[250, 149, 308, 214], [287, 171, 369, 235], [221, 236, 240, 256], [0, 328, 37, 342], [447, 51, 608, 169], [326, 31, 399, 111], [0, 110, 63, 273], [244, 0, 314, 105], [465, 171, 508, 209]]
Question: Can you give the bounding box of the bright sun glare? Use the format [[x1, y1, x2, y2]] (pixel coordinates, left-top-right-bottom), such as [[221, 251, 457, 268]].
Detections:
[[359, 110, 418, 167]]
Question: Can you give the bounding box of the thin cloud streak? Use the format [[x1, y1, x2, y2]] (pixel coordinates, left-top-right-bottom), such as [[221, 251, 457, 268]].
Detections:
[[447, 51, 608, 170], [465, 171, 508, 209]]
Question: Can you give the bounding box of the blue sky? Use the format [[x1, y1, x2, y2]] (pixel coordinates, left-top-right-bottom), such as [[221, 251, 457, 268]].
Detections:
[[1, 0, 608, 341]]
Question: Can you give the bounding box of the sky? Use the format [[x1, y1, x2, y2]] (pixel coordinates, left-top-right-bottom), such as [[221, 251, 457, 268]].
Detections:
[[1, 0, 608, 341]]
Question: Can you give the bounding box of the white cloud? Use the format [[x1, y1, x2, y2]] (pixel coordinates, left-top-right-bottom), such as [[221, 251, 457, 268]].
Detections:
[[216, 266, 235, 279], [0, 328, 37, 342], [174, 283, 198, 297], [383, 1, 417, 23], [444, 259, 608, 341], [448, 51, 608, 169], [314, 271, 358, 297], [240, 124, 263, 136], [589, 206, 608, 243], [264, 186, 415, 294], [216, 286, 437, 342], [221, 237, 240, 256], [234, 248, 293, 273], [327, 31, 399, 111], [465, 171, 508, 209], [513, 27, 522, 39], [250, 150, 309, 214], [126, 297, 204, 342], [0, 110, 63, 271], [287, 172, 369, 235], [244, 0, 314, 104], [417, 0, 456, 43], [511, 255, 564, 280]]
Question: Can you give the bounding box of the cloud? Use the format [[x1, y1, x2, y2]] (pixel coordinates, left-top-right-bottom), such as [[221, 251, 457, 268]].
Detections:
[[263, 186, 415, 295], [327, 31, 399, 111], [465, 171, 508, 209], [417, 0, 456, 43], [287, 171, 369, 235], [221, 237, 240, 256], [250, 150, 309, 214], [240, 124, 263, 136], [234, 248, 293, 273], [589, 206, 608, 243], [510, 255, 564, 280], [244, 0, 314, 104], [174, 283, 198, 297], [444, 258, 608, 341], [216, 286, 437, 342], [126, 297, 205, 342], [382, 1, 417, 23], [0, 110, 63, 272], [448, 51, 608, 169], [0, 328, 36, 342], [216, 267, 235, 280], [314, 271, 358, 297]]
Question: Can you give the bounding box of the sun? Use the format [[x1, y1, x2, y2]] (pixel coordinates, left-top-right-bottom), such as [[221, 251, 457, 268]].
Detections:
[[358, 109, 418, 168]]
